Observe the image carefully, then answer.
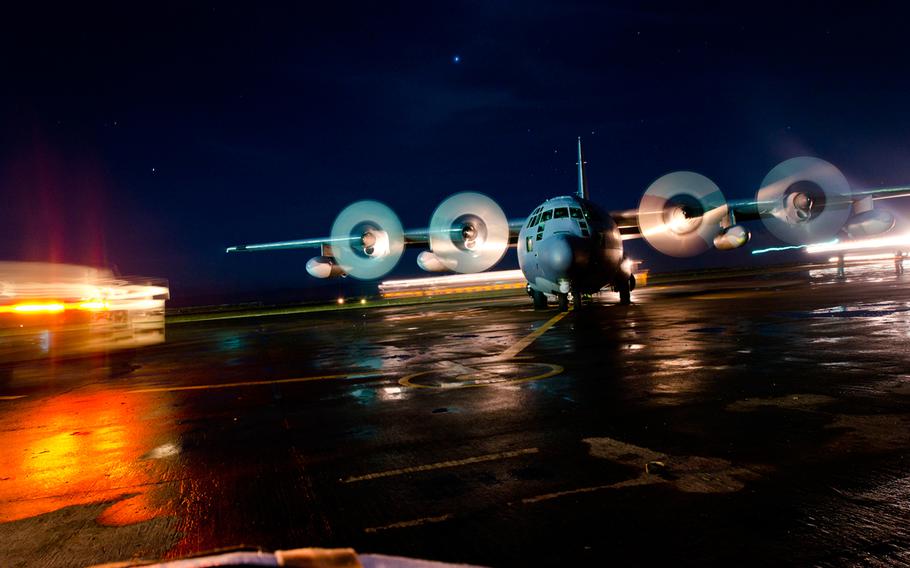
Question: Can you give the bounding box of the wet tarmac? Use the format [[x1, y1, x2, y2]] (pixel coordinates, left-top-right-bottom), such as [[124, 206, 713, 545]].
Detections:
[[2, 262, 910, 567]]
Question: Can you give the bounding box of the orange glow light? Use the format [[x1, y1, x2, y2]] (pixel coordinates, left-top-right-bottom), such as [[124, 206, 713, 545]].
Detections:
[[0, 387, 176, 525], [4, 302, 66, 314], [0, 300, 112, 314]]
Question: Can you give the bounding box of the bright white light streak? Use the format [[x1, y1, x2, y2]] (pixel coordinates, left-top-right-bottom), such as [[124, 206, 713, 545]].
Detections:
[[380, 269, 525, 290], [827, 253, 898, 263], [807, 233, 910, 254]]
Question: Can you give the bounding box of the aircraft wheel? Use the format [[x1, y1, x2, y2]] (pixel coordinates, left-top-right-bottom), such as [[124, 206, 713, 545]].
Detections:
[[557, 293, 569, 312], [619, 288, 631, 305], [531, 289, 548, 309], [617, 275, 632, 305]]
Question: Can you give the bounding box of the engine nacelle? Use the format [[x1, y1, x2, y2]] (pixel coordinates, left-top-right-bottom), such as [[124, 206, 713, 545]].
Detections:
[[845, 209, 895, 238], [713, 225, 751, 251], [305, 256, 345, 279], [417, 251, 448, 272]]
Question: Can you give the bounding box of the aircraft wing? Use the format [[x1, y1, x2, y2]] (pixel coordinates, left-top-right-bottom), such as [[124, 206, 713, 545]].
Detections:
[[728, 184, 910, 223], [226, 219, 527, 254], [225, 232, 429, 254], [610, 171, 910, 262], [850, 184, 910, 201], [612, 184, 910, 242], [608, 209, 642, 240]]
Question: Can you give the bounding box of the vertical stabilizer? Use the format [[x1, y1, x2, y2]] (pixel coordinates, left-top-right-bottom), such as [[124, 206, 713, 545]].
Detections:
[[576, 137, 589, 200]]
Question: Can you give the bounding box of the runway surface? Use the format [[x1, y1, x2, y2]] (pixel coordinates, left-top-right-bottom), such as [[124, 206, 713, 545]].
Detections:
[[2, 262, 910, 567]]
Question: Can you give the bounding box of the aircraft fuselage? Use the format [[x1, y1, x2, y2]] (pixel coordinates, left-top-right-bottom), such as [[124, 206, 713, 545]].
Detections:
[[517, 195, 624, 297]]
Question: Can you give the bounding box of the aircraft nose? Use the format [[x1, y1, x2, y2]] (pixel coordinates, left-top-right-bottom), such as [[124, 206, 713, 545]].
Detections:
[[538, 234, 586, 279]]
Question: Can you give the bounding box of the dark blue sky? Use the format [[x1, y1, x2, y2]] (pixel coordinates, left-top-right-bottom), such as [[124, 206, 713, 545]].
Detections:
[[3, 2, 910, 303]]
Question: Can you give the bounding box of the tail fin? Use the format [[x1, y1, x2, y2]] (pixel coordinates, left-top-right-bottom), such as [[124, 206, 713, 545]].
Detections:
[[576, 137, 589, 200]]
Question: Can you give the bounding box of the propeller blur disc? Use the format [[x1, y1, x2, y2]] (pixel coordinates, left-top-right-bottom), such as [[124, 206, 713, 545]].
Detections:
[[428, 192, 509, 273], [757, 156, 852, 245], [330, 200, 404, 279], [637, 171, 728, 257]]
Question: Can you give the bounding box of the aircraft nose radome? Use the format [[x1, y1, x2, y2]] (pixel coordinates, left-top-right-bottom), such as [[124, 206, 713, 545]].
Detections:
[[539, 235, 581, 277]]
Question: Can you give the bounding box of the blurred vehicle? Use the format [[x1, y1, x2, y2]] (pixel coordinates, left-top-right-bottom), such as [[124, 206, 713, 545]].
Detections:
[[0, 261, 169, 363]]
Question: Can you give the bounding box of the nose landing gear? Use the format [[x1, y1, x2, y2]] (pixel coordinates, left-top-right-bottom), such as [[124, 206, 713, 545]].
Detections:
[[531, 288, 548, 309]]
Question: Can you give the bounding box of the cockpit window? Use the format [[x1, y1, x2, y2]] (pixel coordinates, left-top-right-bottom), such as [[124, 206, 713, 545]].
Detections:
[[540, 210, 553, 222], [553, 207, 569, 219], [526, 215, 536, 228], [570, 207, 583, 219]]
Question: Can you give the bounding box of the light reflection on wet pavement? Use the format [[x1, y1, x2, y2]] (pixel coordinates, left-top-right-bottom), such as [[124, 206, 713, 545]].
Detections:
[[2, 265, 910, 566]]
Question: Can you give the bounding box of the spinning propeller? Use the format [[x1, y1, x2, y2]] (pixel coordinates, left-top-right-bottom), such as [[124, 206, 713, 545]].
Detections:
[[756, 156, 852, 244], [428, 192, 509, 273], [637, 171, 729, 257], [329, 200, 404, 279]]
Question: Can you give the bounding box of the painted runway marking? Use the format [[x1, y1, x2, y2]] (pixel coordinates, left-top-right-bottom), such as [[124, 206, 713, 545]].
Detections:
[[128, 372, 383, 394], [520, 478, 650, 504], [0, 395, 26, 401], [399, 362, 563, 389], [492, 311, 569, 361], [342, 447, 539, 483], [364, 513, 453, 533]]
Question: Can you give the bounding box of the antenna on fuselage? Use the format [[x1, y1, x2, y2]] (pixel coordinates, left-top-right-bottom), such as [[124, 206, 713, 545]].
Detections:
[[576, 136, 589, 200]]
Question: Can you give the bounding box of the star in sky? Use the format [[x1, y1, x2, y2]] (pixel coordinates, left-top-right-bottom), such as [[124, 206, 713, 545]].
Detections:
[[453, 54, 461, 64]]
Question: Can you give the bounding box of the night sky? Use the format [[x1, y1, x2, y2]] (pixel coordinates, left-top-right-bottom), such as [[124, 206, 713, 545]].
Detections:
[[3, 2, 910, 304]]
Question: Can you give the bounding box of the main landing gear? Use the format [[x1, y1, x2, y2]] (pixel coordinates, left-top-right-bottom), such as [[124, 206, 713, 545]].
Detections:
[[617, 274, 635, 305]]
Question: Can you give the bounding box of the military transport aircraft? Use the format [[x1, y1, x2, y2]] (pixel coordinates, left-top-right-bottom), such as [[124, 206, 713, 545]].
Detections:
[[226, 139, 910, 310]]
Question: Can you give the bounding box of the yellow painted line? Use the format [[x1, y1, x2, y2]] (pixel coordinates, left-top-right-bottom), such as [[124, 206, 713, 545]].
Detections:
[[398, 363, 563, 390], [492, 311, 569, 361], [342, 447, 539, 483], [128, 372, 382, 394], [0, 395, 27, 401], [364, 513, 453, 533]]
